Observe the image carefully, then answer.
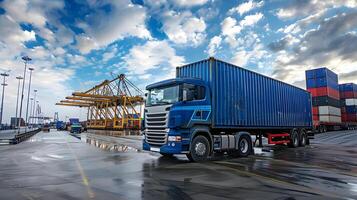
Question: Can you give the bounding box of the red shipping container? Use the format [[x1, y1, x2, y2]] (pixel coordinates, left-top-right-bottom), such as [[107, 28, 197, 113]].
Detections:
[[307, 87, 340, 100], [313, 115, 319, 121], [340, 91, 356, 99], [341, 113, 357, 122], [312, 107, 319, 115]]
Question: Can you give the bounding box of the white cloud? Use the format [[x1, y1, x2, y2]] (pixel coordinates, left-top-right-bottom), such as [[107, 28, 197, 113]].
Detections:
[[240, 12, 263, 27], [221, 17, 241, 38], [102, 50, 116, 62], [207, 36, 222, 56], [271, 12, 357, 87], [0, 15, 36, 44], [123, 40, 185, 76], [231, 43, 267, 67], [276, 0, 357, 20], [77, 0, 151, 54], [231, 50, 250, 66], [171, 0, 208, 7], [229, 0, 264, 16], [162, 11, 206, 46], [221, 13, 263, 47], [1, 0, 66, 46], [68, 54, 87, 65]]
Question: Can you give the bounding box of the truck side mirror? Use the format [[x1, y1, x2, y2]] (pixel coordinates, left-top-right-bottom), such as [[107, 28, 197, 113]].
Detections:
[[144, 93, 148, 97]]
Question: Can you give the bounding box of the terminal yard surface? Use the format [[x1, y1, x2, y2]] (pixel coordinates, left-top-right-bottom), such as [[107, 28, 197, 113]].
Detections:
[[0, 130, 356, 200]]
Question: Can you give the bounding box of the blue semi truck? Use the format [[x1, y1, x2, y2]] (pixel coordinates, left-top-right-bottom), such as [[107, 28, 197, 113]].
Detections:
[[142, 57, 313, 162]]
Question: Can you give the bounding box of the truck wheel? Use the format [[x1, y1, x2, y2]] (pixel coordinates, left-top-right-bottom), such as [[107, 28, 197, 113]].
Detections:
[[289, 129, 299, 148], [186, 135, 210, 162], [299, 129, 307, 147], [237, 134, 252, 157]]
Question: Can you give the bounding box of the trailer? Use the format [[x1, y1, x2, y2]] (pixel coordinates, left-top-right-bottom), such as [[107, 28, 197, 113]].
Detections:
[[143, 57, 313, 162]]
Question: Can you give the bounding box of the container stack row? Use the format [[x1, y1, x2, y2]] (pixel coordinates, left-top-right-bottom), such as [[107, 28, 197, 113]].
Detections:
[[305, 68, 341, 123], [339, 83, 357, 123]]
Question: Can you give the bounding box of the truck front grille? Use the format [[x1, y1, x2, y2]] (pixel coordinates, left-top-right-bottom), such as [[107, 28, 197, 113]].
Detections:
[[145, 112, 168, 145]]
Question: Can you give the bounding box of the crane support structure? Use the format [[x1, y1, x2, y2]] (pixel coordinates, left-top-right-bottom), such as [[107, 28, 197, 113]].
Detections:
[[56, 74, 144, 130]]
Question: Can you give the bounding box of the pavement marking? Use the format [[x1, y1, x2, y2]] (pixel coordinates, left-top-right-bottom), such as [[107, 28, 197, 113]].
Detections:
[[214, 161, 343, 199], [65, 139, 95, 199]]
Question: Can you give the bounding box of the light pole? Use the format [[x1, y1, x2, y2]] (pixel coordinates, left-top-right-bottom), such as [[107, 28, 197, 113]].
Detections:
[[29, 98, 33, 127], [25, 67, 34, 129], [15, 76, 23, 128], [32, 89, 37, 125], [19, 56, 31, 132], [35, 100, 39, 125], [0, 72, 9, 126]]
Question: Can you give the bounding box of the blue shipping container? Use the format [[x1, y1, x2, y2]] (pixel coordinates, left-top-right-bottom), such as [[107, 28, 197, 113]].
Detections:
[[339, 83, 357, 92], [345, 106, 357, 114], [306, 76, 339, 90], [306, 68, 338, 82], [176, 58, 312, 128]]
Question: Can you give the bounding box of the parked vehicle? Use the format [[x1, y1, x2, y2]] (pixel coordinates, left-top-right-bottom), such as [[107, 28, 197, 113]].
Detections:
[[42, 124, 50, 132], [70, 123, 82, 134], [56, 121, 66, 131], [142, 57, 313, 162]]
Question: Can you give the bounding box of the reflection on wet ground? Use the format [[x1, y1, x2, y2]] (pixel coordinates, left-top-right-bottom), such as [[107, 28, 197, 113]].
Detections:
[[83, 134, 140, 153], [0, 130, 356, 199]]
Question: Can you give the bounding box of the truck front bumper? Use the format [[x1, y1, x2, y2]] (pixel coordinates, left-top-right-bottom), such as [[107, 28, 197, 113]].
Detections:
[[143, 141, 188, 154]]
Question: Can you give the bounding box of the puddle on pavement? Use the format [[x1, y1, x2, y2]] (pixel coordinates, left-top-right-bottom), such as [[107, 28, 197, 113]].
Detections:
[[81, 134, 140, 153]]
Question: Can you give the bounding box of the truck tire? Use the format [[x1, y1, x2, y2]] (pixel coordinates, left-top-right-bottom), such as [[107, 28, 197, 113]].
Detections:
[[237, 134, 252, 157], [186, 135, 210, 162], [289, 129, 299, 148], [299, 129, 307, 147]]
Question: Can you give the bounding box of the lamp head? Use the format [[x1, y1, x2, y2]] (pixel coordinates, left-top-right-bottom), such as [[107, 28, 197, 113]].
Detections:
[[22, 56, 32, 62]]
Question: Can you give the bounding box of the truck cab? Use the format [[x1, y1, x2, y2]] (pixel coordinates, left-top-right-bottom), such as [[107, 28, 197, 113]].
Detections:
[[143, 78, 213, 159]]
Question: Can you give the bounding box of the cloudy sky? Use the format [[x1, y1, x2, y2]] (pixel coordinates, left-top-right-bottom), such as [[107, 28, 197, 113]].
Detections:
[[0, 0, 356, 123]]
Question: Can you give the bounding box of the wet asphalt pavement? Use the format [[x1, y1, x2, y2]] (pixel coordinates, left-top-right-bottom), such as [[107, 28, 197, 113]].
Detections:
[[0, 130, 356, 200]]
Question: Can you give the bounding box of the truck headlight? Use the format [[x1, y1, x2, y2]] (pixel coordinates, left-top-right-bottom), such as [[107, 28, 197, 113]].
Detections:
[[168, 136, 181, 142], [142, 134, 146, 140]]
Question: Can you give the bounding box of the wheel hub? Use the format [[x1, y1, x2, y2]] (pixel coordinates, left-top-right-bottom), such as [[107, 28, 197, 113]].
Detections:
[[195, 142, 206, 156], [240, 138, 249, 153]]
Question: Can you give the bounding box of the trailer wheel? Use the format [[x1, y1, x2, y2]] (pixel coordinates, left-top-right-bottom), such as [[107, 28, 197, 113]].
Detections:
[[299, 129, 307, 147], [289, 129, 299, 148], [186, 135, 210, 162]]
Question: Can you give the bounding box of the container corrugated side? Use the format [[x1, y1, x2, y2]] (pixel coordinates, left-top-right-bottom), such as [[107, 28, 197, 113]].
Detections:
[[177, 58, 312, 128]]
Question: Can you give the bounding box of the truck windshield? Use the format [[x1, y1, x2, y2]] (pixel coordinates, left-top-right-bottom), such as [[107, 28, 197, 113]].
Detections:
[[146, 85, 180, 106]]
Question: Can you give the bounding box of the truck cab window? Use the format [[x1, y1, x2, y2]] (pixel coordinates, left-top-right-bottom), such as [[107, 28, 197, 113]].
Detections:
[[182, 84, 205, 101]]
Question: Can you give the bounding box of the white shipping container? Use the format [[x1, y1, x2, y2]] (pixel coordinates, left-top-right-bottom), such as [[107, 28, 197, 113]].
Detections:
[[319, 115, 342, 123], [345, 99, 357, 106], [318, 106, 341, 116]]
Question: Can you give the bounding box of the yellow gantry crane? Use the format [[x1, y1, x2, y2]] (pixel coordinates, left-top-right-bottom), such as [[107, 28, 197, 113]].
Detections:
[[56, 74, 144, 130]]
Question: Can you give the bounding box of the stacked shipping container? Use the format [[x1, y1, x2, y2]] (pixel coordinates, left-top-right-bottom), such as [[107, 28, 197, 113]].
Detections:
[[339, 83, 357, 124], [306, 68, 341, 123]]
